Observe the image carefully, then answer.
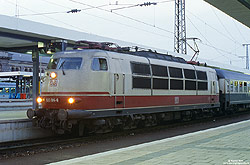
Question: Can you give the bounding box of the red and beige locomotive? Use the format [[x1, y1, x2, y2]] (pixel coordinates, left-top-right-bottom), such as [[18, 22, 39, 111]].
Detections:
[[27, 42, 250, 135]]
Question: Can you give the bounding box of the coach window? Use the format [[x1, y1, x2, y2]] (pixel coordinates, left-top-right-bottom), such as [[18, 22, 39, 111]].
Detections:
[[11, 88, 15, 93], [230, 81, 234, 92], [248, 82, 250, 93], [244, 82, 247, 92], [226, 81, 230, 93], [0, 88, 3, 93], [239, 81, 243, 92], [234, 81, 239, 92], [92, 58, 108, 71], [5, 88, 9, 93]]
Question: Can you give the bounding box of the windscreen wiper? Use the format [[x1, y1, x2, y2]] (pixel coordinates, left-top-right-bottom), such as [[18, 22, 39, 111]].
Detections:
[[59, 60, 66, 75]]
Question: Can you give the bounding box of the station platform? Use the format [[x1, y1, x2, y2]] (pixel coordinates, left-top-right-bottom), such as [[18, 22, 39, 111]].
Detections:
[[0, 99, 31, 121], [50, 119, 250, 165], [0, 110, 27, 121]]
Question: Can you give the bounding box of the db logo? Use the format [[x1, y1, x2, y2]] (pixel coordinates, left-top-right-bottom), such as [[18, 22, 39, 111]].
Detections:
[[49, 79, 58, 87]]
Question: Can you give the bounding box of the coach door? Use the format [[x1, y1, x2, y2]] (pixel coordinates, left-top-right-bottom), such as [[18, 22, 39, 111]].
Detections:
[[210, 71, 217, 103], [112, 58, 125, 108]]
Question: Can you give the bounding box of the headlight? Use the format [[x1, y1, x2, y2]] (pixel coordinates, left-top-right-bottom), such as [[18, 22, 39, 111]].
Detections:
[[37, 97, 43, 103], [68, 97, 75, 104], [50, 72, 57, 79]]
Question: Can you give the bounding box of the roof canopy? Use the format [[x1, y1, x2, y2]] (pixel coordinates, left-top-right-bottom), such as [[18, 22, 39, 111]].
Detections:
[[204, 0, 250, 28]]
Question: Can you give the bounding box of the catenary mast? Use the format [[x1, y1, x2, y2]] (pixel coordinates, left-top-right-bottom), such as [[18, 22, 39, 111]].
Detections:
[[174, 0, 187, 54]]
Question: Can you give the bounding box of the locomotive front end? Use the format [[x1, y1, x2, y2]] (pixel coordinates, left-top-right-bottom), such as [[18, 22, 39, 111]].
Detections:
[[27, 50, 110, 134]]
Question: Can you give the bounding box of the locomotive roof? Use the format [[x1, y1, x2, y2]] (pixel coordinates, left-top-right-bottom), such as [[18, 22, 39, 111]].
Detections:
[[60, 49, 187, 64], [215, 69, 250, 81], [129, 51, 186, 64]]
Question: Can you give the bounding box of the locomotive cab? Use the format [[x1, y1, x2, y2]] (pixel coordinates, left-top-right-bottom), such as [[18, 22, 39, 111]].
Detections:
[[39, 50, 111, 110]]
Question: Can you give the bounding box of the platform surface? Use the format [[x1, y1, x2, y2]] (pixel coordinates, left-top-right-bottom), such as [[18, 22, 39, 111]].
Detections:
[[0, 99, 31, 120], [0, 110, 27, 121], [49, 119, 250, 165]]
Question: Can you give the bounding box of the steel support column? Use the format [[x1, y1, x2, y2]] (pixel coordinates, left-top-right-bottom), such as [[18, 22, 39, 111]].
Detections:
[[174, 0, 187, 54], [243, 44, 250, 70], [32, 48, 39, 109]]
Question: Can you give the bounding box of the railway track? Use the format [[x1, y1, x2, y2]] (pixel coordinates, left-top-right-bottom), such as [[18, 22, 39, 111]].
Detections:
[[1, 110, 250, 160]]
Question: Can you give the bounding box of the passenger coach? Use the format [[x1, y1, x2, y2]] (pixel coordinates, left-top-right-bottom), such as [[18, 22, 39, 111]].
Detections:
[[216, 69, 250, 111]]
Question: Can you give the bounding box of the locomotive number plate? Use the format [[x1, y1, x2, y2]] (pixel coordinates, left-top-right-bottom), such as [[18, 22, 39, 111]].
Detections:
[[49, 79, 58, 87], [46, 98, 60, 103]]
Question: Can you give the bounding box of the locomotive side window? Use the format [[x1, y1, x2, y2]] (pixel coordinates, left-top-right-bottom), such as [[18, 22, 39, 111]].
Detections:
[[133, 77, 151, 89], [131, 62, 151, 89], [185, 80, 196, 90], [184, 69, 196, 79], [197, 71, 207, 80], [153, 78, 168, 89], [131, 62, 150, 75], [169, 67, 183, 78], [198, 82, 208, 90], [92, 58, 108, 71], [170, 79, 183, 90], [151, 65, 168, 77]]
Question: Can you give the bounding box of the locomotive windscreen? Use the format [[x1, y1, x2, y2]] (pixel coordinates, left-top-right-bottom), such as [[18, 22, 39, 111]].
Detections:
[[47, 57, 82, 70]]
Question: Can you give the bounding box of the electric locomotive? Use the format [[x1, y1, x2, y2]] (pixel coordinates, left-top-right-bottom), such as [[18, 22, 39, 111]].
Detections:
[[27, 44, 222, 135]]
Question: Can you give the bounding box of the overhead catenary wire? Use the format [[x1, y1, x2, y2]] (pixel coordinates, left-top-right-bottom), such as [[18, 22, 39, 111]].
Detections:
[[186, 15, 241, 61], [186, 9, 242, 46], [79, 10, 173, 39], [39, 0, 174, 39], [68, 0, 174, 35], [4, 0, 91, 33], [210, 6, 240, 45], [232, 19, 248, 43], [109, 1, 173, 12], [10, 0, 174, 40]]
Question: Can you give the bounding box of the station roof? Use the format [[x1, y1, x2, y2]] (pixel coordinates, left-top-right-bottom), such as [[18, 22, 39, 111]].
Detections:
[[204, 0, 250, 28], [0, 15, 145, 52]]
